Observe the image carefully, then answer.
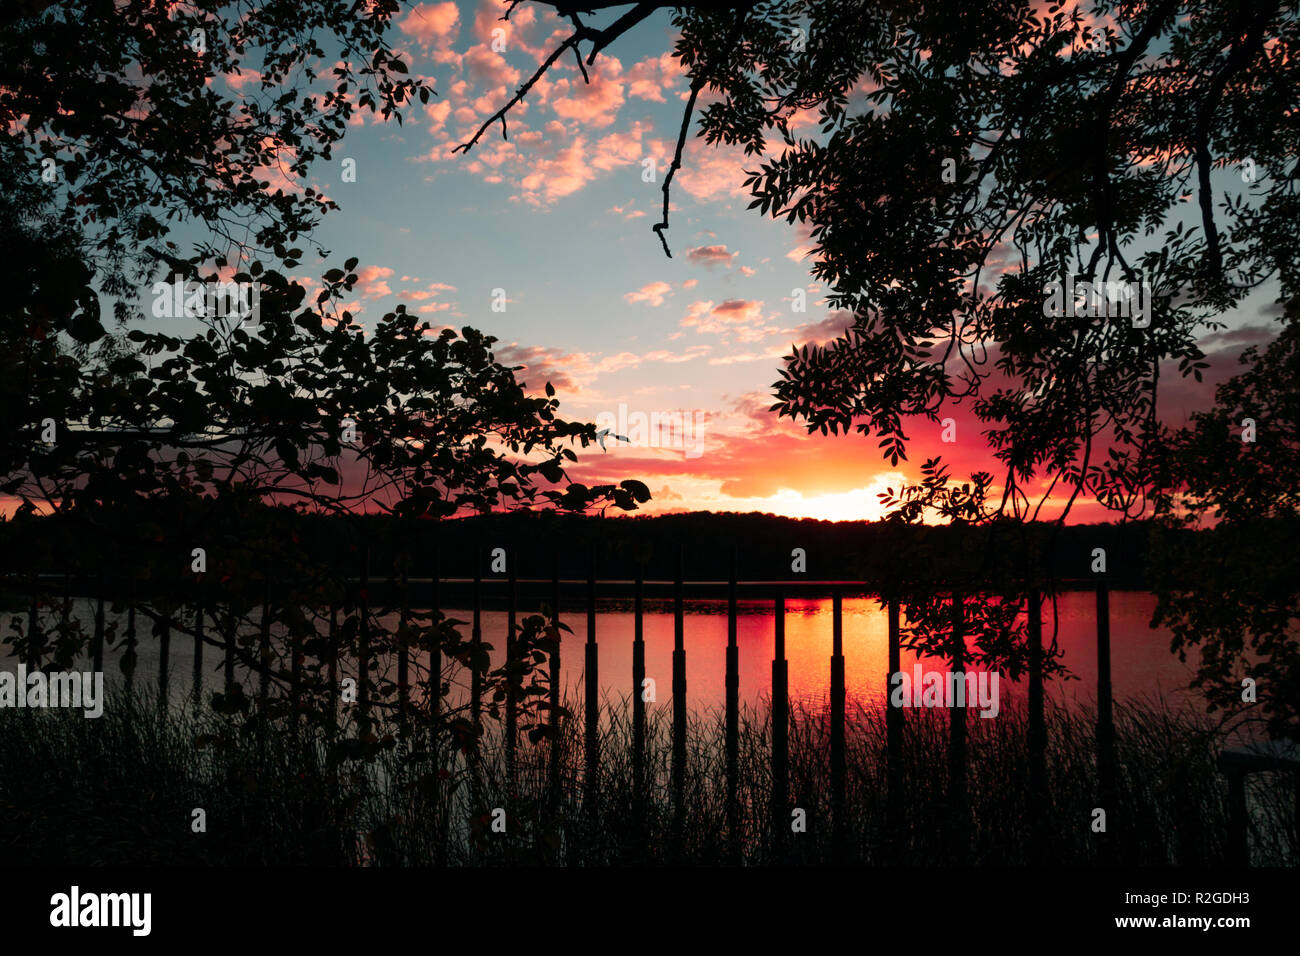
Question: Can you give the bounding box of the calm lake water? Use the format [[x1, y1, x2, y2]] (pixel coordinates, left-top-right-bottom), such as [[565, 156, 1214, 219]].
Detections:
[[3, 591, 1206, 716], [463, 590, 1202, 714]]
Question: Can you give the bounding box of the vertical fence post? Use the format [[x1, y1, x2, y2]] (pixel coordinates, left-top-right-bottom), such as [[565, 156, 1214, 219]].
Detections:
[[27, 571, 40, 669], [1027, 587, 1046, 856], [358, 550, 370, 735], [672, 544, 687, 846], [429, 546, 443, 867], [506, 550, 518, 789], [584, 545, 598, 810], [772, 592, 789, 859], [124, 597, 137, 705], [59, 571, 70, 660], [549, 552, 562, 804], [471, 549, 482, 729], [192, 601, 205, 708], [430, 545, 441, 721], [397, 559, 409, 721], [632, 565, 645, 809], [949, 590, 968, 861], [289, 602, 302, 731], [223, 602, 236, 694], [1225, 768, 1248, 866], [258, 584, 272, 709], [886, 594, 902, 855], [92, 572, 105, 675], [327, 604, 338, 733], [157, 608, 171, 711], [1096, 578, 1115, 859], [830, 589, 846, 857], [726, 546, 740, 859]]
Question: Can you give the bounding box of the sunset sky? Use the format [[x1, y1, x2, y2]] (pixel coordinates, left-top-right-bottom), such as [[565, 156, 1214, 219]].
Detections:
[[195, 0, 1282, 523]]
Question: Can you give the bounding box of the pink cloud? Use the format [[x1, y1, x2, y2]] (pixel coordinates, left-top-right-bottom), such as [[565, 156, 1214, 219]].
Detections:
[[424, 99, 452, 134], [464, 45, 521, 88], [625, 281, 673, 306], [356, 265, 394, 299], [625, 52, 682, 102], [549, 69, 626, 127], [514, 122, 665, 205], [401, 281, 457, 302], [472, 0, 555, 59], [399, 2, 460, 47], [790, 311, 855, 346], [681, 299, 768, 335], [685, 244, 737, 268], [676, 138, 750, 202]]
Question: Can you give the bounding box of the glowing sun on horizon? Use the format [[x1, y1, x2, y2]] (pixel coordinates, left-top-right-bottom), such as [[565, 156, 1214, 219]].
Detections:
[[762, 479, 905, 523]]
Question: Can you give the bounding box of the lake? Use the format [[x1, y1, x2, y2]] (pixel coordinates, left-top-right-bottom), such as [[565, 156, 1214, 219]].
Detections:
[[2, 590, 1206, 716]]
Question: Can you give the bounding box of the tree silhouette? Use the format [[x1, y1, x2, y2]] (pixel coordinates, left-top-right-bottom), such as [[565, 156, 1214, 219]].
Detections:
[[479, 0, 1297, 524], [475, 0, 1298, 760], [0, 0, 651, 761], [1153, 299, 1300, 740], [1, 0, 428, 303]]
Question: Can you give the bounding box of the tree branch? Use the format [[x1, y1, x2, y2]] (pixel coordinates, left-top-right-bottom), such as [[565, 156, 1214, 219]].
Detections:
[[652, 76, 704, 258], [652, 3, 753, 256], [1193, 6, 1271, 281]]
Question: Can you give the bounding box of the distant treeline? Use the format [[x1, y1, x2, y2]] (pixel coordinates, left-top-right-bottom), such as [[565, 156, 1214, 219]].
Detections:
[[350, 511, 1169, 588], [2, 506, 1182, 591]]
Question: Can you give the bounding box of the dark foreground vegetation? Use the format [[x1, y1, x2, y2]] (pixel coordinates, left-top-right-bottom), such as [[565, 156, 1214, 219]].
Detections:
[[2, 688, 1294, 867]]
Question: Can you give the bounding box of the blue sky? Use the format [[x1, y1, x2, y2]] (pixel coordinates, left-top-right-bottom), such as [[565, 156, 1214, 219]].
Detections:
[[179, 0, 1284, 523], [252, 1, 903, 520]]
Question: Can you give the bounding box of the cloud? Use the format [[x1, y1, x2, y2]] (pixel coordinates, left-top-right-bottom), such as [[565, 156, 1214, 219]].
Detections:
[[514, 122, 665, 205], [625, 52, 682, 102], [492, 342, 713, 395], [681, 299, 770, 336], [676, 138, 750, 202], [712, 299, 763, 323], [471, 0, 557, 60], [625, 281, 673, 306], [399, 2, 460, 47], [547, 57, 626, 127], [424, 99, 453, 134], [518, 137, 590, 203], [401, 281, 457, 302], [355, 265, 394, 299], [463, 45, 520, 88], [685, 244, 737, 268], [790, 311, 855, 346]]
